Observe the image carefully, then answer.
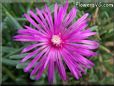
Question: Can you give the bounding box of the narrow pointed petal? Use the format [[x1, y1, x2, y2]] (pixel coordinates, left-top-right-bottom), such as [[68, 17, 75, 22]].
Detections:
[[79, 40, 99, 48], [44, 5, 53, 27], [22, 43, 43, 53], [48, 56, 54, 82], [29, 10, 49, 33], [35, 49, 54, 80], [24, 26, 49, 38], [74, 53, 95, 68], [64, 0, 68, 11], [42, 8, 53, 34], [36, 8, 49, 30], [35, 62, 46, 80], [61, 49, 80, 79], [56, 51, 67, 80], [68, 31, 96, 41], [24, 14, 40, 30], [54, 3, 58, 25], [21, 49, 39, 63], [24, 47, 49, 73], [64, 7, 77, 27], [66, 43, 98, 50], [68, 13, 89, 31], [30, 55, 47, 76], [65, 44, 97, 57], [22, 45, 47, 63]]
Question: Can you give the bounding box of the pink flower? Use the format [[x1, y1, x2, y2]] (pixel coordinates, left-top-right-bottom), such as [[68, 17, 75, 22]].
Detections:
[[14, 0, 99, 82]]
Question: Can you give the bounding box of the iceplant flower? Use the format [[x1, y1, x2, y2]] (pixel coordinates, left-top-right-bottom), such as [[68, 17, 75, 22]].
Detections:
[[14, 0, 99, 82]]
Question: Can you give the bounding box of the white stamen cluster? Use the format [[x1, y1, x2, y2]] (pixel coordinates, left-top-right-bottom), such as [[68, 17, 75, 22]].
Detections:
[[51, 35, 62, 46]]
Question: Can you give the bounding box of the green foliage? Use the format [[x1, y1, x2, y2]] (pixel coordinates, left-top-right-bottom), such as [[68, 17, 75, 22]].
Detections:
[[1, 0, 114, 85]]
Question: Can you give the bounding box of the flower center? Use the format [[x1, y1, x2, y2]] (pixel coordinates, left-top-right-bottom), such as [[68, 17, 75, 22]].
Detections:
[[51, 35, 62, 46]]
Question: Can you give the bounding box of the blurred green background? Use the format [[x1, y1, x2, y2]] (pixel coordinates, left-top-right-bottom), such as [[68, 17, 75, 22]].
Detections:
[[1, 0, 114, 85]]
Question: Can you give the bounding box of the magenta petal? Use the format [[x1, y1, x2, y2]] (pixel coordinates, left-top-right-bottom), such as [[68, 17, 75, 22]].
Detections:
[[44, 5, 53, 27], [62, 48, 86, 75], [22, 45, 47, 63], [36, 8, 49, 31], [24, 26, 46, 36], [14, 35, 38, 39], [56, 51, 67, 80], [78, 49, 97, 57], [35, 49, 54, 80], [35, 62, 45, 80], [67, 42, 98, 50], [35, 69, 43, 80], [14, 38, 38, 42], [24, 14, 40, 30], [75, 53, 95, 69], [65, 44, 97, 57], [48, 56, 54, 82], [17, 29, 29, 34], [29, 10, 49, 33], [61, 49, 79, 79], [79, 40, 99, 48], [76, 13, 89, 25], [64, 0, 68, 11], [30, 55, 47, 76], [64, 7, 77, 27], [21, 49, 39, 64], [54, 3, 58, 25], [68, 13, 89, 31], [58, 6, 65, 25], [24, 47, 49, 73], [22, 44, 41, 53]]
